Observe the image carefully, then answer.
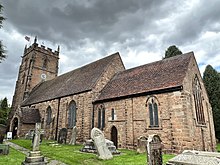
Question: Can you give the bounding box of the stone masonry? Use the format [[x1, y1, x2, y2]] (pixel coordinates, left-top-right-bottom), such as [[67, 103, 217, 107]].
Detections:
[[10, 43, 215, 154]]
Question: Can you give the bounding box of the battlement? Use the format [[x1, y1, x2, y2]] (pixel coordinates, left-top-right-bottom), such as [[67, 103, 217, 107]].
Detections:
[[24, 41, 59, 57]]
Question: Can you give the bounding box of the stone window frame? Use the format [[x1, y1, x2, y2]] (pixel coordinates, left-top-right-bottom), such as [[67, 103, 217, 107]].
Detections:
[[42, 56, 48, 70], [46, 106, 52, 125], [146, 96, 160, 128], [193, 75, 205, 125], [111, 108, 115, 120], [97, 104, 105, 130], [68, 100, 77, 129]]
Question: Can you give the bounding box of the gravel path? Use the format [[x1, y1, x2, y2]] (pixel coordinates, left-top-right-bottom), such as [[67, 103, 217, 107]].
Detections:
[[5, 141, 67, 165]]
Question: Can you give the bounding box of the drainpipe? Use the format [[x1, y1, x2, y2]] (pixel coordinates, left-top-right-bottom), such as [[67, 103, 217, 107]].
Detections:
[[131, 98, 135, 148], [55, 98, 61, 140]]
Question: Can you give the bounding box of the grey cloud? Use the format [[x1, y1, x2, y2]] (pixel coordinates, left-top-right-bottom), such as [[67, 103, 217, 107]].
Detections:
[[2, 0, 174, 48], [166, 0, 220, 45]]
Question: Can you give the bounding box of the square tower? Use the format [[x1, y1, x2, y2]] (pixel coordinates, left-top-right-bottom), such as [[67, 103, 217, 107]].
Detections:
[[11, 37, 59, 114]]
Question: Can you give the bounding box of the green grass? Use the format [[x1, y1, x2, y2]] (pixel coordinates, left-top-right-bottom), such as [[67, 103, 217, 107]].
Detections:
[[0, 147, 25, 165], [11, 139, 32, 150], [217, 143, 220, 152], [10, 139, 174, 165]]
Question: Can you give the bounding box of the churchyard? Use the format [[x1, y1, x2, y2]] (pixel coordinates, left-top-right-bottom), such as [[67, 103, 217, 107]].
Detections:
[[0, 139, 174, 165]]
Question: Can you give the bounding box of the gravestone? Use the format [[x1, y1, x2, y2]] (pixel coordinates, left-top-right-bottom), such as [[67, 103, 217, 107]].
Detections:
[[58, 128, 67, 144], [0, 124, 6, 143], [91, 127, 113, 160], [0, 144, 9, 155], [137, 136, 148, 153], [69, 126, 77, 145], [166, 150, 220, 165], [32, 123, 44, 151], [22, 123, 46, 165], [25, 129, 35, 140], [146, 134, 163, 165], [81, 139, 120, 154]]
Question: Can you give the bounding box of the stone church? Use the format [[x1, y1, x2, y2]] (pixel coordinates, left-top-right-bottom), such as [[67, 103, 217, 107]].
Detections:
[[10, 38, 216, 153]]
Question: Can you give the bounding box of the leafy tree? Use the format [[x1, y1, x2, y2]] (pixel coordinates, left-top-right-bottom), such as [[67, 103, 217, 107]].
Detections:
[[203, 65, 220, 139], [164, 45, 182, 59], [0, 97, 10, 125], [0, 3, 6, 63]]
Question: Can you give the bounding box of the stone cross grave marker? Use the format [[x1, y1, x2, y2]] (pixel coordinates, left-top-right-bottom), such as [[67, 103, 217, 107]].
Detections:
[[70, 126, 77, 145], [146, 134, 162, 165], [32, 123, 44, 151], [137, 136, 148, 154], [91, 127, 113, 160], [58, 128, 67, 144]]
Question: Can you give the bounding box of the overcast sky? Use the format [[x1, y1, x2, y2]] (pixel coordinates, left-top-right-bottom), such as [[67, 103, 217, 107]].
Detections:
[[0, 0, 220, 105]]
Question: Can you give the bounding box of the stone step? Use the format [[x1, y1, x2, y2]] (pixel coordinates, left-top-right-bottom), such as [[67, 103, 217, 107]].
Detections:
[[29, 151, 41, 157], [25, 156, 45, 163]]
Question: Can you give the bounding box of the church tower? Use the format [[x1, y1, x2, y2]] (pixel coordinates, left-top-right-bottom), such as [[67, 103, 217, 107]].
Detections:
[[11, 37, 59, 112]]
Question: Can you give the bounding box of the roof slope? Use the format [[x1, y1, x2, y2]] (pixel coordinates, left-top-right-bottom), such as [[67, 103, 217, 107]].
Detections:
[[22, 53, 121, 106], [96, 52, 193, 102], [21, 108, 41, 124]]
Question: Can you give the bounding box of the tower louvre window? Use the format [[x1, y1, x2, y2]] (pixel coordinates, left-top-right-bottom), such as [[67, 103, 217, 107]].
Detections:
[[42, 58, 48, 69]]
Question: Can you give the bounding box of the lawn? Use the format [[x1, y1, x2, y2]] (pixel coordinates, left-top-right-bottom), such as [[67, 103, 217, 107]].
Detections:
[[0, 147, 25, 165], [9, 139, 174, 165]]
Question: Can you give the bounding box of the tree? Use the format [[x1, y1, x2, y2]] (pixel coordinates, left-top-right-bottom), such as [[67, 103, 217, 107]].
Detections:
[[203, 65, 220, 139], [0, 3, 6, 63], [0, 97, 10, 125], [164, 45, 182, 59]]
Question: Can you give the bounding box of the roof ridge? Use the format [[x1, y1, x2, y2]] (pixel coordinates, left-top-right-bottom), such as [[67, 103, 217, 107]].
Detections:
[[96, 52, 194, 102], [22, 52, 122, 106], [117, 51, 194, 74]]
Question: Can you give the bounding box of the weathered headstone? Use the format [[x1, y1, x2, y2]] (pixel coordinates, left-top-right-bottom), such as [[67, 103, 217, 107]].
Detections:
[[146, 134, 163, 165], [69, 126, 77, 145], [91, 127, 113, 160], [22, 123, 46, 165], [0, 144, 9, 155], [81, 139, 120, 154], [137, 136, 148, 153], [25, 129, 34, 140], [0, 124, 6, 143], [166, 150, 220, 165], [58, 128, 67, 144]]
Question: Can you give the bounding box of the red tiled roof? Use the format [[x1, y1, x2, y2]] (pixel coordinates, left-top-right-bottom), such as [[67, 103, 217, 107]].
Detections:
[[21, 108, 41, 124], [96, 52, 193, 102], [22, 53, 121, 106]]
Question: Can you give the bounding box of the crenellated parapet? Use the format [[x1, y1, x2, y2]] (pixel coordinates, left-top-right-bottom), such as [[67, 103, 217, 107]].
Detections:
[[23, 37, 59, 58]]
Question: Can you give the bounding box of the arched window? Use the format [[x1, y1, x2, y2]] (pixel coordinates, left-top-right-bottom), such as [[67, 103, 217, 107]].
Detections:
[[46, 106, 52, 125], [98, 109, 101, 129], [147, 97, 159, 127], [68, 100, 77, 128], [97, 104, 105, 130], [193, 76, 205, 125]]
